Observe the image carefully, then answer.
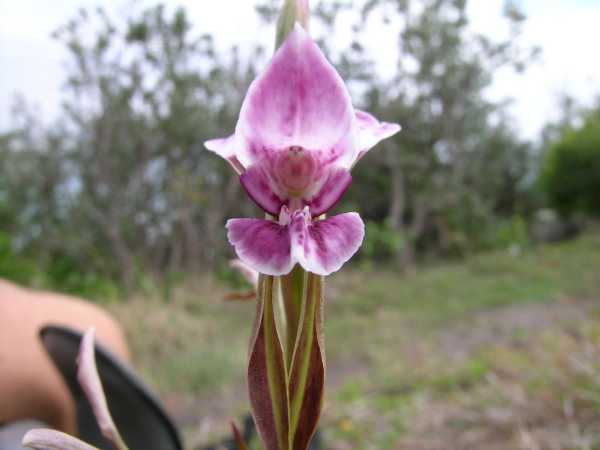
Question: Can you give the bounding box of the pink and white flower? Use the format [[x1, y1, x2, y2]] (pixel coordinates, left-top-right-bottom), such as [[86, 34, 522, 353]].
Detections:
[[205, 25, 400, 276]]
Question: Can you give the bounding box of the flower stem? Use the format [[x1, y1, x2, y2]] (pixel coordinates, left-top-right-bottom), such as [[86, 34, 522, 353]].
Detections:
[[280, 264, 307, 368]]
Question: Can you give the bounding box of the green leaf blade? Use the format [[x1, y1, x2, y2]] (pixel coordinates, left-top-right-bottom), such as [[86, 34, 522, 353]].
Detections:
[[247, 275, 290, 450], [288, 273, 325, 450]]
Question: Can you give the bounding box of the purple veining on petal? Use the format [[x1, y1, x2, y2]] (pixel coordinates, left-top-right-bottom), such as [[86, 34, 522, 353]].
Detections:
[[303, 167, 352, 217], [240, 164, 286, 216], [234, 25, 357, 168], [241, 147, 347, 217], [353, 110, 401, 165], [226, 218, 294, 276], [291, 211, 364, 276]]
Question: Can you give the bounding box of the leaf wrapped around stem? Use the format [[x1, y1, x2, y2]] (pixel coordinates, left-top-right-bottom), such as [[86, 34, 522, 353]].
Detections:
[[287, 272, 325, 450], [247, 275, 290, 450]]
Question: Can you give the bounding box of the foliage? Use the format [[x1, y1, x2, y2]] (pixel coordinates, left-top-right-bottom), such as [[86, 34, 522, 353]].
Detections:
[[0, 1, 541, 294], [360, 220, 405, 262], [0, 231, 36, 285], [42, 253, 121, 301], [357, 0, 536, 264], [1, 5, 265, 294], [486, 214, 529, 251], [540, 114, 600, 217]]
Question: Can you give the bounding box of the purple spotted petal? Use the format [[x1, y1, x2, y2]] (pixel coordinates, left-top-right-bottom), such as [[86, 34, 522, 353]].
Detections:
[[353, 110, 401, 164], [240, 164, 286, 216], [291, 212, 364, 276], [234, 25, 357, 168], [227, 218, 294, 276], [303, 167, 352, 217]]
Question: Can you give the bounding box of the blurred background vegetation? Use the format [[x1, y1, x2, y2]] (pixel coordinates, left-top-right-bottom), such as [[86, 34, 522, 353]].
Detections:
[[2, 1, 600, 448], [0, 0, 598, 299]]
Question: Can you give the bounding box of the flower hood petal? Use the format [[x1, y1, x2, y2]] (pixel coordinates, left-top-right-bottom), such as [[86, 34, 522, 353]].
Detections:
[[239, 164, 287, 216], [234, 24, 357, 168], [240, 161, 351, 217]]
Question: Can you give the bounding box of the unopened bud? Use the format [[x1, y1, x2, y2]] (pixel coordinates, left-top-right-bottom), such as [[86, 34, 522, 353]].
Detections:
[[276, 0, 310, 48]]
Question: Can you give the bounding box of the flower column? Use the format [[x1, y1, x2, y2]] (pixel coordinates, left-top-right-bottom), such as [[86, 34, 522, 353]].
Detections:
[[205, 1, 400, 449]]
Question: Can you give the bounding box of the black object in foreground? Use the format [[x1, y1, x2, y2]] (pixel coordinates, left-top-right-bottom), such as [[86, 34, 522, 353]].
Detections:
[[40, 325, 183, 450]]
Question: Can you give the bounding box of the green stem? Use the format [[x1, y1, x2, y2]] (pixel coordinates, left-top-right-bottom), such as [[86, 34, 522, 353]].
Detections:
[[280, 265, 307, 369], [288, 273, 325, 448], [262, 276, 289, 450], [247, 274, 290, 450]]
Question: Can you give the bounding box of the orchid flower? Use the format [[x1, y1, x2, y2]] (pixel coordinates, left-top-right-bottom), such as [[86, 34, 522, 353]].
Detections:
[[205, 25, 399, 277], [206, 6, 400, 450]]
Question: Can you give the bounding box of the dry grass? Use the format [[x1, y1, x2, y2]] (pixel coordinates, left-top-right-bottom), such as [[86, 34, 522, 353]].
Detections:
[[325, 299, 600, 450], [108, 233, 600, 449]]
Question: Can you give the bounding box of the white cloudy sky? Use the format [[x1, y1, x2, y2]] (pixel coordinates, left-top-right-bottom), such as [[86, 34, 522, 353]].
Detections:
[[1, 0, 599, 140]]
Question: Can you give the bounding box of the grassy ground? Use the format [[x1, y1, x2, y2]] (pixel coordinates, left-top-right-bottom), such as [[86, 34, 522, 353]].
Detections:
[[109, 232, 600, 450]]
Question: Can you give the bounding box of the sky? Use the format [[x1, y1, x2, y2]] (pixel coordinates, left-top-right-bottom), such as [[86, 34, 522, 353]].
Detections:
[[1, 0, 599, 140]]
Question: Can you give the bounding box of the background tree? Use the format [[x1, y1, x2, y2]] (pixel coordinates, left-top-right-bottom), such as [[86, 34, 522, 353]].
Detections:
[[348, 0, 537, 266], [540, 111, 600, 218], [0, 0, 553, 297], [48, 6, 263, 293]]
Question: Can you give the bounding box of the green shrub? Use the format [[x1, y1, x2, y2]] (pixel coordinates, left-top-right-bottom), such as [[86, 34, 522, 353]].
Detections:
[[42, 253, 120, 301], [0, 231, 36, 284], [540, 116, 600, 217], [361, 220, 405, 262], [484, 215, 530, 251]]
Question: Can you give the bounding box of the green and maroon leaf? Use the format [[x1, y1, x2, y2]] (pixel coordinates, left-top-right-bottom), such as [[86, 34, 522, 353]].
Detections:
[[230, 421, 249, 450], [247, 275, 290, 450], [288, 273, 325, 450]]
